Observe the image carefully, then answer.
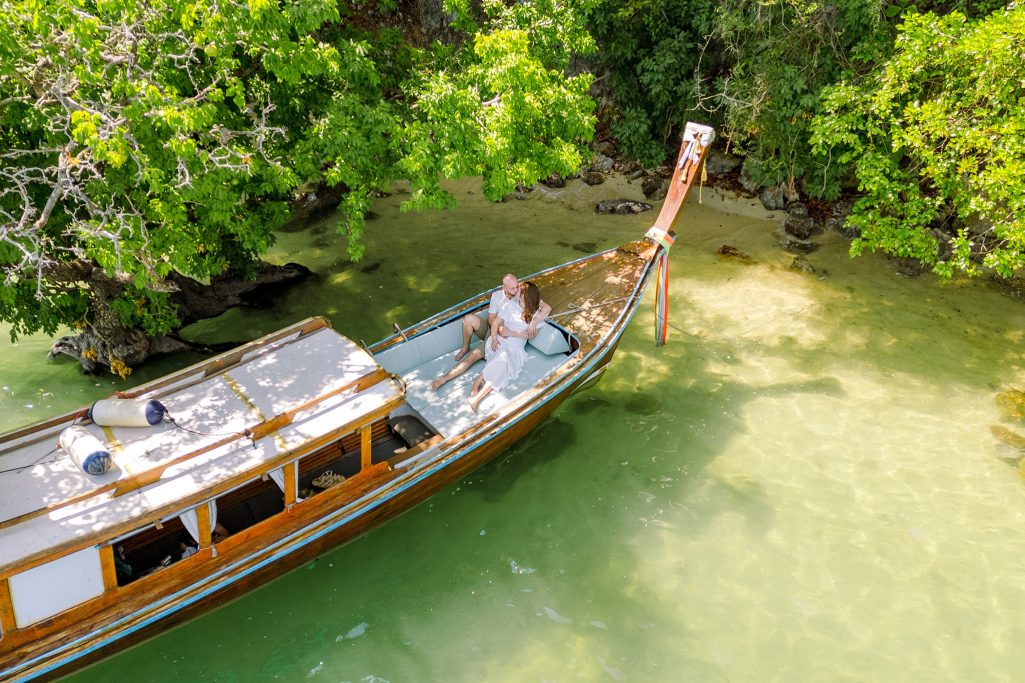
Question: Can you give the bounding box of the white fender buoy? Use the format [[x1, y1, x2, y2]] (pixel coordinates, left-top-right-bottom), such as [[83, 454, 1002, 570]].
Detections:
[[88, 398, 167, 427], [59, 426, 112, 475]]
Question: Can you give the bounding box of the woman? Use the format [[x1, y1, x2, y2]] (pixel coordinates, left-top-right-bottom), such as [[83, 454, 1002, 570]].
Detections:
[[468, 281, 541, 412]]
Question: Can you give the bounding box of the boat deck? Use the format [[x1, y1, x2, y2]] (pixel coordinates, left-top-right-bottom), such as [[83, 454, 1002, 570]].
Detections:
[[0, 327, 402, 572], [376, 319, 575, 437]]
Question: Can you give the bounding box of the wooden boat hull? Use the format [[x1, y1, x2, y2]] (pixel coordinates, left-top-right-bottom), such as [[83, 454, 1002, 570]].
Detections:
[[25, 375, 579, 681], [2, 255, 647, 683], [2, 120, 714, 681]]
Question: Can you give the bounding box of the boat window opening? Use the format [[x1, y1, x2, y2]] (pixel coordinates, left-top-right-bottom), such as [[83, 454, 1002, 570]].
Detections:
[[296, 418, 409, 497], [214, 476, 286, 538], [110, 516, 188, 585]]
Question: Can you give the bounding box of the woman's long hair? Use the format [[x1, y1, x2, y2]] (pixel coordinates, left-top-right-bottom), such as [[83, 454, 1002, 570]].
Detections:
[[521, 281, 540, 323]]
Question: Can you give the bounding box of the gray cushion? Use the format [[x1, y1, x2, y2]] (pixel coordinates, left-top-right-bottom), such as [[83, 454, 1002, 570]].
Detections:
[[527, 324, 571, 355], [390, 415, 435, 448]]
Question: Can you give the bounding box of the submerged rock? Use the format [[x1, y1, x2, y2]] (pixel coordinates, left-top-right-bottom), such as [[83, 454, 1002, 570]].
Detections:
[[996, 389, 1025, 420], [889, 256, 929, 277], [992, 424, 1025, 449], [789, 256, 815, 274], [642, 175, 668, 200], [581, 171, 606, 186], [595, 199, 652, 215], [717, 244, 757, 265], [778, 239, 820, 255]]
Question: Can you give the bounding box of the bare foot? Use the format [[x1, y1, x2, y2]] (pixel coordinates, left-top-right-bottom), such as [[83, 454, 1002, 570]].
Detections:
[[468, 397, 480, 413], [453, 347, 469, 361], [469, 376, 482, 398], [431, 378, 445, 391]]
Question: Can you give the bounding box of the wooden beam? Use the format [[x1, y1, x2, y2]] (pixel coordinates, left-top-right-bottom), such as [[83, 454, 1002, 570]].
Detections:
[[360, 425, 372, 471], [100, 546, 118, 592], [283, 462, 297, 508], [0, 577, 16, 634], [197, 503, 212, 549], [0, 408, 89, 457]]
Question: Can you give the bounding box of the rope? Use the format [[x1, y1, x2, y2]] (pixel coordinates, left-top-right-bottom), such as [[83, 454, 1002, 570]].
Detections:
[[0, 448, 64, 475], [0, 412, 258, 475], [547, 296, 637, 319], [165, 415, 256, 449]]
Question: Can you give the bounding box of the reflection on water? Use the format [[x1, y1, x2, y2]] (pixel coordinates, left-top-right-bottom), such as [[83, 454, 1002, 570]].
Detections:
[[4, 177, 1025, 681]]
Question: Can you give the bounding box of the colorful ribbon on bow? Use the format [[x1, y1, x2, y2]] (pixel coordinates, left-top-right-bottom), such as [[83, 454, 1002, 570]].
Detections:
[[645, 227, 676, 346]]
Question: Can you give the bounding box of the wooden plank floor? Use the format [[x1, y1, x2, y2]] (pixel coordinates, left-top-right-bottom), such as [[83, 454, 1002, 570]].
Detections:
[[531, 239, 654, 353]]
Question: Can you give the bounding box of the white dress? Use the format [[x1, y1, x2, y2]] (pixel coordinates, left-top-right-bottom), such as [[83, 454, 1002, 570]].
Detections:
[[482, 301, 529, 391]]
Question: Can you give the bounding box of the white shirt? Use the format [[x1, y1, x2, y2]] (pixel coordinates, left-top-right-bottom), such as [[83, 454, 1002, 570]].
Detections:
[[488, 290, 520, 321]]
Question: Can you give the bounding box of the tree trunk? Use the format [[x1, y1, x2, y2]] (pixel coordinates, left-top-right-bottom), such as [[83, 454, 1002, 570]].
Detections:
[[47, 261, 312, 375]]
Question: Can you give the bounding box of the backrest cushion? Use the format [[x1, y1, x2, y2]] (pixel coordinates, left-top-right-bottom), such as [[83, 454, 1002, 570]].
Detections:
[[527, 324, 571, 355]]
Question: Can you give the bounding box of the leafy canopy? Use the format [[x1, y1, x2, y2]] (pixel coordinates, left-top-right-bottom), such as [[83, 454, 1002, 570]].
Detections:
[[0, 0, 596, 343], [810, 8, 1025, 277]]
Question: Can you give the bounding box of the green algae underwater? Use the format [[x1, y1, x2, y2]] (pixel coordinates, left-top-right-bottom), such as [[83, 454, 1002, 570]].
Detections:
[[5, 176, 1025, 682]]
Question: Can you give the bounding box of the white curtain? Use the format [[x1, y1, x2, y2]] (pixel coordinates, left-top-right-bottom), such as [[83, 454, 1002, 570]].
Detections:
[[179, 500, 218, 545], [268, 468, 285, 492], [269, 466, 303, 503]]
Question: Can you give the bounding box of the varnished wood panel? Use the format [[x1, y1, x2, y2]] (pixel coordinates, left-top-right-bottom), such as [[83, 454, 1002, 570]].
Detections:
[[360, 425, 372, 470], [99, 546, 118, 592], [0, 579, 15, 636]]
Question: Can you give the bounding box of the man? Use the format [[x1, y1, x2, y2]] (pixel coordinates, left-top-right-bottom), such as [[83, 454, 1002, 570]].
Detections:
[[432, 274, 551, 391], [454, 273, 515, 361]]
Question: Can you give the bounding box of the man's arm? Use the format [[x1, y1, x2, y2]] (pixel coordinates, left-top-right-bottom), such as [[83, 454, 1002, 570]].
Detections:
[[491, 317, 505, 350]]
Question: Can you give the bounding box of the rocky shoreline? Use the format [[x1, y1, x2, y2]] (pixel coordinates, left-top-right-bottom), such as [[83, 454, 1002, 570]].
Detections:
[[494, 144, 858, 278]]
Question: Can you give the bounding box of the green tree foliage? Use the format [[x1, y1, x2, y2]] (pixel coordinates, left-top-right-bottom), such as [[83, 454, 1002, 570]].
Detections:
[[0, 0, 595, 357], [588, 0, 885, 176], [810, 8, 1025, 277], [712, 0, 884, 191], [589, 0, 718, 166], [589, 0, 1008, 191]]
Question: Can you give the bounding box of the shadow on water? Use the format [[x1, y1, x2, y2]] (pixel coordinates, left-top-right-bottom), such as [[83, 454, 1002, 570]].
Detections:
[[467, 418, 580, 504]]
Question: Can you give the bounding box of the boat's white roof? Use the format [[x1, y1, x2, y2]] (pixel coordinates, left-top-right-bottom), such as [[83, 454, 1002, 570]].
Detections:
[[0, 326, 402, 572]]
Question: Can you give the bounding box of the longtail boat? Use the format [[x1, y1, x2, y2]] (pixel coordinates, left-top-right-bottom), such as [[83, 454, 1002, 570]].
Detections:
[[0, 122, 714, 681]]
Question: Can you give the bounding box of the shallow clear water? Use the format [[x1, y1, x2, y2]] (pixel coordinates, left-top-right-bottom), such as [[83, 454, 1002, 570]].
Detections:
[[4, 177, 1025, 682]]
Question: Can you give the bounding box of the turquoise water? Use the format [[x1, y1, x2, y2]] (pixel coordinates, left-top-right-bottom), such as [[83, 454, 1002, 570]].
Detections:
[[4, 178, 1025, 681]]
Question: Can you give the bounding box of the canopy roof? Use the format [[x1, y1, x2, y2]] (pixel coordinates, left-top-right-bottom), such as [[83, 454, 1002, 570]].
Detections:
[[0, 324, 402, 573]]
